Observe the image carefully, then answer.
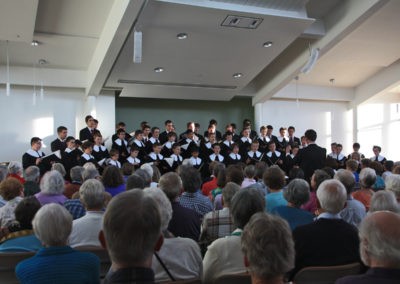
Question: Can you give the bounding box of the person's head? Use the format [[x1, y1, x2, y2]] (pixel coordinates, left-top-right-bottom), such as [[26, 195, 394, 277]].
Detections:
[[393, 165, 400, 175], [66, 136, 76, 148], [158, 172, 182, 201], [250, 141, 259, 152], [242, 128, 250, 137], [79, 179, 105, 210], [334, 169, 356, 195], [226, 165, 245, 186], [263, 165, 285, 190], [351, 152, 361, 162], [186, 121, 195, 131], [142, 125, 151, 137], [40, 170, 65, 195], [259, 125, 267, 136], [167, 131, 177, 142], [279, 127, 287, 137], [116, 121, 126, 131], [143, 187, 172, 232], [57, 126, 68, 140], [304, 129, 317, 142], [254, 162, 267, 181], [369, 190, 399, 213], [283, 179, 310, 208], [385, 174, 400, 202], [291, 144, 300, 155], [51, 163, 66, 178], [135, 169, 152, 187], [102, 166, 124, 188], [359, 211, 400, 268], [0, 177, 23, 201], [360, 158, 371, 169], [384, 160, 394, 172], [109, 149, 119, 161], [268, 141, 276, 152], [346, 159, 359, 172], [24, 166, 40, 183], [336, 144, 343, 154], [30, 137, 42, 151], [8, 161, 23, 176], [222, 182, 240, 208], [179, 165, 201, 193], [85, 115, 94, 127], [165, 120, 174, 132], [101, 189, 162, 267], [212, 143, 220, 155], [134, 129, 143, 140], [266, 125, 273, 136], [14, 196, 41, 230], [241, 213, 294, 281], [172, 144, 181, 155], [244, 165, 256, 179], [353, 142, 360, 152], [191, 147, 200, 158], [310, 169, 331, 191], [33, 203, 73, 247], [359, 168, 377, 189], [243, 118, 251, 128], [121, 163, 134, 176], [82, 141, 93, 154], [69, 166, 83, 183], [130, 146, 139, 158], [288, 167, 304, 181], [126, 174, 146, 190], [151, 127, 160, 138], [372, 145, 382, 156], [231, 188, 265, 229], [82, 168, 100, 181], [330, 142, 337, 153], [186, 129, 194, 140], [151, 165, 161, 183], [316, 179, 347, 214], [322, 166, 335, 179], [288, 126, 295, 137], [116, 128, 126, 140]]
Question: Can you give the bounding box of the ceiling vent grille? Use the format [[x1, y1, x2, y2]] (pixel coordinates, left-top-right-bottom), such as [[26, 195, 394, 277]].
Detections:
[[221, 15, 263, 29]]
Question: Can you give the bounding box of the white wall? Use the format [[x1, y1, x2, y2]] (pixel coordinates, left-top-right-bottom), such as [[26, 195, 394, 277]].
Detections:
[[0, 87, 115, 163], [257, 99, 353, 153]]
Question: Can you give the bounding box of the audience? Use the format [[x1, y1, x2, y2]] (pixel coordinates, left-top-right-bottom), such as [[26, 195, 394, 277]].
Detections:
[[35, 170, 67, 205], [159, 172, 200, 241], [271, 178, 313, 230], [202, 188, 265, 283], [292, 180, 360, 277], [369, 190, 399, 213], [335, 169, 366, 227], [100, 189, 162, 283], [337, 211, 400, 284], [264, 165, 287, 212], [23, 166, 41, 197], [16, 203, 100, 283], [69, 179, 106, 247], [145, 187, 202, 282], [241, 212, 295, 284], [0, 178, 23, 228], [352, 168, 375, 211]]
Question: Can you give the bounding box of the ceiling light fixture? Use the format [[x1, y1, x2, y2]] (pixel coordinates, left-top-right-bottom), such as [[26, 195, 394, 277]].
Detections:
[[133, 30, 142, 63], [263, 41, 273, 47], [39, 59, 47, 100], [31, 40, 40, 46], [6, 40, 10, 96], [154, 67, 164, 73], [177, 33, 188, 40], [233, 73, 243, 78]]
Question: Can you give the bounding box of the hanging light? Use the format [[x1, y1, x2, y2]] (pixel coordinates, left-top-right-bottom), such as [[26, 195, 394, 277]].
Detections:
[[6, 41, 10, 96], [38, 59, 47, 101], [295, 76, 299, 108], [32, 63, 37, 106]]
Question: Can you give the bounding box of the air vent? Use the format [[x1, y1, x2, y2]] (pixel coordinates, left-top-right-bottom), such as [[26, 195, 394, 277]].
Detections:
[[221, 15, 263, 29], [117, 79, 237, 90]]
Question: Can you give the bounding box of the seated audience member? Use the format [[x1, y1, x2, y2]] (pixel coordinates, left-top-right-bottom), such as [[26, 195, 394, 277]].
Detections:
[[121, 163, 134, 182], [135, 168, 152, 188], [150, 165, 161, 187], [241, 165, 256, 188], [271, 179, 313, 230], [7, 161, 25, 184], [16, 204, 100, 283], [385, 174, 400, 203], [252, 162, 268, 196], [352, 168, 375, 211], [145, 187, 202, 282], [102, 166, 125, 197], [241, 213, 295, 284], [225, 164, 245, 186], [179, 165, 213, 218], [201, 162, 221, 196], [126, 174, 145, 190], [337, 211, 400, 284], [335, 169, 366, 227], [23, 166, 41, 197], [393, 165, 400, 174], [100, 189, 163, 283], [370, 161, 385, 190], [82, 166, 101, 181], [34, 170, 67, 206], [301, 169, 331, 215], [51, 163, 67, 182], [200, 182, 240, 247], [202, 188, 265, 283], [210, 167, 227, 210], [0, 178, 23, 228], [69, 179, 105, 248], [370, 145, 386, 163], [369, 190, 399, 213], [346, 159, 360, 183], [64, 166, 84, 199], [264, 165, 287, 212], [292, 180, 360, 277], [382, 160, 394, 181], [159, 172, 201, 241], [0, 196, 42, 252]]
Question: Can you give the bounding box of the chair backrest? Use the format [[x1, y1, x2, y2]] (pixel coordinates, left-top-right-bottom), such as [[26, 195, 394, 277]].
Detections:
[[74, 246, 111, 279], [0, 251, 35, 284], [161, 278, 202, 284], [214, 272, 252, 284], [293, 262, 361, 284]]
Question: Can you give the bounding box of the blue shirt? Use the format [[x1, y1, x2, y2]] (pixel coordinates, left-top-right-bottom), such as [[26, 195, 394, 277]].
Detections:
[[64, 199, 86, 220], [16, 246, 100, 284], [0, 234, 42, 252], [271, 206, 314, 230], [265, 191, 287, 213], [178, 190, 213, 218], [340, 196, 366, 227]]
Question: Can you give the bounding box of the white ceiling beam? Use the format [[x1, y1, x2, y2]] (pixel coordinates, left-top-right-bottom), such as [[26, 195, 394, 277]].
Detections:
[[351, 58, 400, 107], [252, 0, 390, 106], [85, 0, 146, 96]]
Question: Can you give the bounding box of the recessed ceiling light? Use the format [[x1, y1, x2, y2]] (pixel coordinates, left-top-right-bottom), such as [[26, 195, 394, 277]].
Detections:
[[154, 67, 164, 73], [38, 59, 47, 65], [177, 33, 188, 40], [233, 73, 243, 78], [31, 40, 40, 46], [263, 41, 273, 47]]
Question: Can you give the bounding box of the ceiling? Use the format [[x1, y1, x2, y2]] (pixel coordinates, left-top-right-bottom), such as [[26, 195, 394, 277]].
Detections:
[[0, 0, 399, 104]]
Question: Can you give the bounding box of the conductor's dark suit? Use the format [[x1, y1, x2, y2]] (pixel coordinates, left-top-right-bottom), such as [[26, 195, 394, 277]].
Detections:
[[294, 143, 326, 182]]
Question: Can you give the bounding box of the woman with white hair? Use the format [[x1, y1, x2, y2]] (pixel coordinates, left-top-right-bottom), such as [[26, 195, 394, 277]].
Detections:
[[15, 203, 100, 283], [34, 170, 67, 205], [385, 174, 400, 203], [7, 161, 25, 184], [145, 187, 202, 282], [352, 168, 376, 211], [369, 190, 400, 213]]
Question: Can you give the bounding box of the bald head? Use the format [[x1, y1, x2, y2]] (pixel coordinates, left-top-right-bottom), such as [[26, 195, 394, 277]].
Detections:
[[359, 211, 400, 268]]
